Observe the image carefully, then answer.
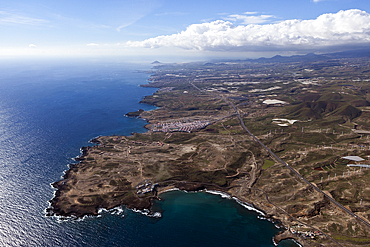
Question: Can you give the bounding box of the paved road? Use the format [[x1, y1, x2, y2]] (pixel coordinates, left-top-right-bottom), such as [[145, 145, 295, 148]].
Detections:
[[249, 187, 344, 247], [224, 97, 370, 229], [189, 81, 370, 228]]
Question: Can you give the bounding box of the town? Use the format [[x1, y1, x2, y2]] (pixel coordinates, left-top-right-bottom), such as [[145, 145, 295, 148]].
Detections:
[[152, 120, 211, 133]]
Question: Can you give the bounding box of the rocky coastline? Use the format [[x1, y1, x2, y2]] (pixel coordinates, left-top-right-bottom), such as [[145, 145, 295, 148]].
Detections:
[[125, 109, 144, 118], [45, 77, 303, 246], [46, 112, 302, 246], [48, 59, 370, 246]]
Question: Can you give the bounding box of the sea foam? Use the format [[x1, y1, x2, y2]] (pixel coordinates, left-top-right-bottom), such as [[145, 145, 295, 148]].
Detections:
[[205, 189, 231, 199], [204, 189, 265, 216], [232, 197, 266, 216], [131, 208, 162, 218], [98, 206, 125, 216]]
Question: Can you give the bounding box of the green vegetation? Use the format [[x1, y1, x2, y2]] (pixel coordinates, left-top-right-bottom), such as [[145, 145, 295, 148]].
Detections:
[[332, 235, 370, 245], [262, 160, 275, 170]]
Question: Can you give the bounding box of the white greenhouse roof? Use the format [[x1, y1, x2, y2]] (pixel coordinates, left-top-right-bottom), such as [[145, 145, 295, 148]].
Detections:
[[341, 156, 365, 162], [262, 99, 287, 105]]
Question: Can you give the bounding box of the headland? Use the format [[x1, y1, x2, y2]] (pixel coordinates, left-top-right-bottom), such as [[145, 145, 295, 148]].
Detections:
[[49, 51, 370, 246]]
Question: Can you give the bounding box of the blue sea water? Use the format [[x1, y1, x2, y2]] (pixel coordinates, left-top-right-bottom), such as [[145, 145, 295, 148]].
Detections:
[[0, 59, 298, 247]]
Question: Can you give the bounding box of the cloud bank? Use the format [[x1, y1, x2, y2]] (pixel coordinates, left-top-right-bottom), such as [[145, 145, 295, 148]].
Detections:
[[126, 9, 370, 52]]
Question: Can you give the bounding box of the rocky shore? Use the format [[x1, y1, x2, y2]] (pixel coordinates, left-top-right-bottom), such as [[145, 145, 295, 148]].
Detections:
[[46, 116, 304, 244], [48, 60, 370, 246], [125, 109, 144, 118]]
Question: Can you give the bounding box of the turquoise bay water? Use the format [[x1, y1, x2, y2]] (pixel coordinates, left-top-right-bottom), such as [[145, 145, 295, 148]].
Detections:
[[0, 60, 298, 246], [153, 191, 281, 246]]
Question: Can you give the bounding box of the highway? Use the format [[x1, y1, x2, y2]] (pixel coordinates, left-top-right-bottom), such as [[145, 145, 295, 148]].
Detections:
[[189, 81, 370, 228], [224, 97, 370, 229]]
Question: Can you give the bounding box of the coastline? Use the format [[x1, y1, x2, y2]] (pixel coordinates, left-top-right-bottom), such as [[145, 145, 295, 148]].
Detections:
[[47, 134, 302, 245], [47, 68, 306, 246], [156, 187, 300, 246]]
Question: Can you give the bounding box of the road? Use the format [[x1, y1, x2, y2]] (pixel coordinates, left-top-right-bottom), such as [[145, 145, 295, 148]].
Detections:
[[224, 97, 370, 229], [189, 81, 370, 228]]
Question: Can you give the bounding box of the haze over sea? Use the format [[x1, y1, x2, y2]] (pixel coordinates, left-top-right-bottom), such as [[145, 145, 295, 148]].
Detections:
[[0, 59, 298, 247]]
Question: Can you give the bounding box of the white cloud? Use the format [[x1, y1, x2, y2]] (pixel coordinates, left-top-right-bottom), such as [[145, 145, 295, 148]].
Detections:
[[0, 11, 48, 26], [87, 43, 99, 46], [28, 44, 36, 48], [117, 23, 134, 32], [126, 9, 370, 52], [116, 16, 146, 32]]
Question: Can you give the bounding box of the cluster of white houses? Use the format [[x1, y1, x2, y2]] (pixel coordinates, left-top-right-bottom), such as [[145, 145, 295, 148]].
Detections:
[[136, 180, 158, 195], [152, 120, 210, 133]]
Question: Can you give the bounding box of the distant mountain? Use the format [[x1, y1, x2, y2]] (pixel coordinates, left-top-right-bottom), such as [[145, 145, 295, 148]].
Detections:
[[151, 60, 162, 64], [254, 53, 326, 63], [241, 48, 370, 64], [325, 49, 370, 59]]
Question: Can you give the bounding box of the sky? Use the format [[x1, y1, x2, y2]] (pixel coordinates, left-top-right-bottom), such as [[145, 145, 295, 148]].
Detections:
[[1, 0, 370, 61]]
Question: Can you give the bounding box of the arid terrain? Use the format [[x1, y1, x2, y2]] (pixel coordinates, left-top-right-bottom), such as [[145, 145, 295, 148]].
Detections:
[[49, 52, 370, 246]]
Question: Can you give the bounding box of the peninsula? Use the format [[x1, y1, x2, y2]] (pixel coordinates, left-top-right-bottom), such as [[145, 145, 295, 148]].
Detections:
[[48, 50, 370, 246]]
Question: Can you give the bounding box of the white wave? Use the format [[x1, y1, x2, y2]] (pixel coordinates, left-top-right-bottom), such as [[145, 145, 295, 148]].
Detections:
[[98, 206, 125, 216], [272, 237, 278, 247], [76, 214, 96, 222], [131, 208, 162, 218], [274, 222, 285, 229], [152, 212, 162, 218], [52, 214, 78, 223], [204, 189, 265, 216], [205, 190, 231, 199], [232, 197, 266, 216], [47, 205, 126, 223], [183, 190, 202, 193], [205, 190, 267, 217], [257, 215, 266, 220], [273, 237, 302, 247], [162, 188, 265, 217], [291, 239, 303, 247], [52, 213, 98, 223], [160, 188, 180, 193]]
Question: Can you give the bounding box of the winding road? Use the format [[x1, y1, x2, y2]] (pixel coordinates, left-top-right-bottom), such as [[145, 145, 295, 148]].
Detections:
[[224, 96, 370, 229], [189, 81, 370, 229]]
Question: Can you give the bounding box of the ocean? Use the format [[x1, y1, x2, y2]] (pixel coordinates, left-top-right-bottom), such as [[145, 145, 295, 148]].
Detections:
[[0, 59, 298, 247]]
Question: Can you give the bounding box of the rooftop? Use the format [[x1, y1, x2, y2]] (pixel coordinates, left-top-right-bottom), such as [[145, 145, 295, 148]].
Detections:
[[341, 156, 365, 162]]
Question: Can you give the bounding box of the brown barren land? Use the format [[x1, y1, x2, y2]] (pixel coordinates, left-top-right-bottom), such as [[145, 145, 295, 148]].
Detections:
[[49, 56, 370, 246]]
